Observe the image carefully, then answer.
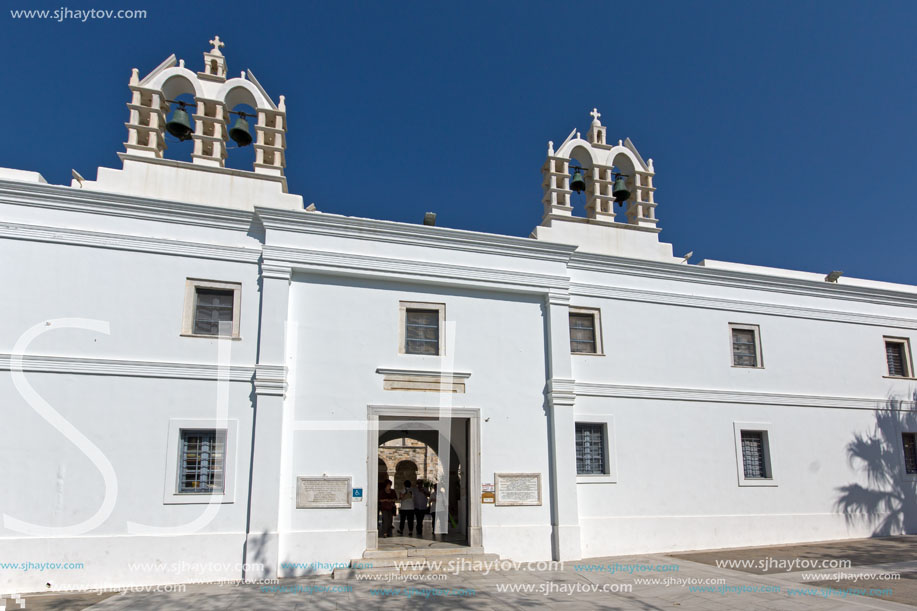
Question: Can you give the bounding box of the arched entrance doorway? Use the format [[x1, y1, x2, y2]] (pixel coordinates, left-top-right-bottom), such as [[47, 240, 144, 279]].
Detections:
[[366, 407, 481, 552]]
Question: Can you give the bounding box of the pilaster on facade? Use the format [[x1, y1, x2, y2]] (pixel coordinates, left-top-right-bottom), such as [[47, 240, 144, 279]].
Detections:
[[542, 288, 582, 561], [244, 254, 292, 579]]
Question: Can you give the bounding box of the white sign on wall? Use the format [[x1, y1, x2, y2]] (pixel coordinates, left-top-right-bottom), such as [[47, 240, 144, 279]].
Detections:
[[494, 473, 542, 506], [296, 476, 352, 509]]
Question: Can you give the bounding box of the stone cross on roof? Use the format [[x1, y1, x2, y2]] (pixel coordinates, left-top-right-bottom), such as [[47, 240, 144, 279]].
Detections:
[[209, 36, 225, 55], [590, 108, 602, 124]]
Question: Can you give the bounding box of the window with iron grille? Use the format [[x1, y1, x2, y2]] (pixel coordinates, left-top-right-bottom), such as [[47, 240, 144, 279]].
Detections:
[[193, 288, 234, 336], [903, 433, 917, 475], [575, 423, 607, 475], [405, 309, 440, 355], [569, 313, 597, 354], [182, 279, 241, 339], [885, 338, 911, 377], [178, 429, 226, 493], [740, 431, 769, 479], [730, 325, 761, 367]]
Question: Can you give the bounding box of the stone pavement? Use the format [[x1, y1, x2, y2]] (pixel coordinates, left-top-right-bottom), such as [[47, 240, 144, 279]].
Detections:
[[4, 536, 914, 610]]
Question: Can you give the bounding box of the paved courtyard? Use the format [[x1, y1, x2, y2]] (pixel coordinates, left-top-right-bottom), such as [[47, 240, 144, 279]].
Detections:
[[4, 536, 915, 610]]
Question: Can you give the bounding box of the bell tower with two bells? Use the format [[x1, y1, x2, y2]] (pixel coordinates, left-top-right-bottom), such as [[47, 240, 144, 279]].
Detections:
[[76, 37, 302, 210], [533, 109, 677, 262]]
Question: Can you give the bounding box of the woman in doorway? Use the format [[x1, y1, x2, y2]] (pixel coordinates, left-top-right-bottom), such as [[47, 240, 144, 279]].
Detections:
[[431, 484, 447, 540], [397, 481, 414, 535], [412, 479, 429, 537], [379, 479, 397, 538]]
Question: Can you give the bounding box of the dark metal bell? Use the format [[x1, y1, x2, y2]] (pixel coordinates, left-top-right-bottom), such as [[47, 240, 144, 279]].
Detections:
[[166, 107, 193, 141], [613, 175, 631, 203], [570, 169, 586, 193], [229, 116, 252, 147]]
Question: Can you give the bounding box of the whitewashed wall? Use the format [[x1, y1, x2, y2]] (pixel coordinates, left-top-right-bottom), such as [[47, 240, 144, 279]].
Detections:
[[569, 265, 917, 557], [0, 186, 262, 591], [1, 172, 915, 592], [280, 271, 555, 567]]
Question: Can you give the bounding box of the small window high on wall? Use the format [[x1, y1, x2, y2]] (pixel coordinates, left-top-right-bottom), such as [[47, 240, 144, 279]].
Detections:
[[399, 301, 445, 356], [569, 308, 603, 355], [730, 323, 762, 368], [884, 337, 913, 378], [181, 279, 242, 339]]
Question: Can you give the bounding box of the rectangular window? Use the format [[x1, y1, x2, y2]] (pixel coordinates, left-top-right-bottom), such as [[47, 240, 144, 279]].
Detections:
[[399, 302, 445, 356], [178, 429, 226, 494], [730, 324, 762, 368], [182, 279, 242, 338], [569, 308, 602, 355], [193, 288, 234, 336], [885, 338, 912, 378], [405, 309, 440, 355], [575, 423, 607, 475], [740, 431, 769, 479], [903, 433, 917, 475]]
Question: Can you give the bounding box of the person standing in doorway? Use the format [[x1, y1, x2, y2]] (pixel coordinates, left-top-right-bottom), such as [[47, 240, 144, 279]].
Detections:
[[412, 479, 429, 537], [431, 484, 447, 539], [397, 480, 414, 535], [379, 479, 396, 538]]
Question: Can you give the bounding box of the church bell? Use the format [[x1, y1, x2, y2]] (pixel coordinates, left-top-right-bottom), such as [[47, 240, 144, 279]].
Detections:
[[613, 175, 631, 203], [165, 106, 193, 142], [570, 169, 586, 193], [229, 115, 252, 147]]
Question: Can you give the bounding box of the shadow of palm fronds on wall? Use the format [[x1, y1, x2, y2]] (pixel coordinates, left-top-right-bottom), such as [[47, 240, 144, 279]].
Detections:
[[834, 391, 917, 536]]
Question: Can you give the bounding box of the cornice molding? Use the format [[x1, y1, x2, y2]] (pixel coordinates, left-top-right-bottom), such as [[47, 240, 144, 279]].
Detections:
[[254, 364, 287, 396], [0, 353, 255, 381], [574, 381, 917, 411], [0, 179, 254, 232], [546, 289, 571, 306], [375, 368, 472, 379], [571, 283, 917, 330], [0, 221, 262, 264], [255, 207, 578, 263], [546, 377, 577, 407], [569, 252, 917, 309], [262, 246, 569, 293], [261, 261, 293, 281]]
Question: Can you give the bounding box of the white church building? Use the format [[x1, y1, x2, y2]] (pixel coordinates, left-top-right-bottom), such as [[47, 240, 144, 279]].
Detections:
[[2, 39, 916, 591]]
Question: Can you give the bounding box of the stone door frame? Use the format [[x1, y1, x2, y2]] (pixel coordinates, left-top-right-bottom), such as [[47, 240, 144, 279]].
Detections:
[[365, 405, 482, 551]]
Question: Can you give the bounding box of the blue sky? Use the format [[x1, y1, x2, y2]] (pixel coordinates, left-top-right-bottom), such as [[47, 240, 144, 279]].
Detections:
[[3, 1, 915, 284]]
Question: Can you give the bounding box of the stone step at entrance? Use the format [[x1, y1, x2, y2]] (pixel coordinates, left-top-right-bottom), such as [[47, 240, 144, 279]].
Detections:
[[332, 551, 500, 580], [363, 545, 485, 559]]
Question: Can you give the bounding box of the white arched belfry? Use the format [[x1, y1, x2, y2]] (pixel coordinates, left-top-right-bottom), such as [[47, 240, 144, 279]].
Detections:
[[534, 109, 677, 262], [78, 36, 302, 211]]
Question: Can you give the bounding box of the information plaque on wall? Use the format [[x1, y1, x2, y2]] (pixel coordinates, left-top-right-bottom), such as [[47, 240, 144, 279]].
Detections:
[[494, 473, 542, 506], [296, 476, 352, 509]]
